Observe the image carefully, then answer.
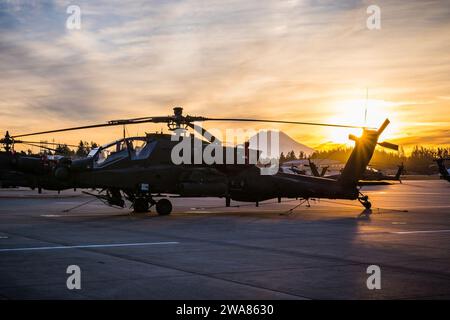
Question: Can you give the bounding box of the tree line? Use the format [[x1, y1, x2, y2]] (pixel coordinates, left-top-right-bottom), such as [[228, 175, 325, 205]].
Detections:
[[310, 146, 450, 174], [20, 141, 99, 158], [279, 150, 308, 162]]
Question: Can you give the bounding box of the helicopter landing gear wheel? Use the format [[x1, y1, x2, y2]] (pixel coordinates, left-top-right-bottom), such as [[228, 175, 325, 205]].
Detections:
[[133, 198, 149, 213], [156, 199, 172, 216], [358, 195, 372, 210]]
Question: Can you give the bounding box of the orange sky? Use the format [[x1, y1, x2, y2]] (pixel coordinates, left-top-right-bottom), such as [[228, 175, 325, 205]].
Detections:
[[1, 0, 449, 153]]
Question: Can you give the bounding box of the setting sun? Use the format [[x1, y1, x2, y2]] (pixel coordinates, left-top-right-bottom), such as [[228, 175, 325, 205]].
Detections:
[[323, 99, 402, 147]]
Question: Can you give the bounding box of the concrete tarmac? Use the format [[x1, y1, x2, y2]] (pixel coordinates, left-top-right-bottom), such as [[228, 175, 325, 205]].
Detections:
[[0, 180, 450, 299]]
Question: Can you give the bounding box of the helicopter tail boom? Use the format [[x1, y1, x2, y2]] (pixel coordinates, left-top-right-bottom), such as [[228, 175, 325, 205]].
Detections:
[[338, 119, 390, 187]]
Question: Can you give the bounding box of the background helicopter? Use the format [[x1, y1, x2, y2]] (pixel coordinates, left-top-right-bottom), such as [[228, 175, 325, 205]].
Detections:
[[0, 107, 398, 215], [307, 159, 404, 185], [435, 158, 450, 182]]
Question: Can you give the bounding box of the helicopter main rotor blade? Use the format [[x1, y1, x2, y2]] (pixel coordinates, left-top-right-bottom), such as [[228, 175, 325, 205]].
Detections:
[[12, 117, 170, 138], [11, 111, 371, 139], [186, 123, 221, 144], [108, 116, 172, 125], [16, 140, 79, 148], [21, 143, 59, 153], [202, 118, 373, 129], [13, 122, 124, 138]]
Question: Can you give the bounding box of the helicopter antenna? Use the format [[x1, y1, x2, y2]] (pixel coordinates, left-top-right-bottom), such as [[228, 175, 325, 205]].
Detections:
[[364, 88, 368, 126]]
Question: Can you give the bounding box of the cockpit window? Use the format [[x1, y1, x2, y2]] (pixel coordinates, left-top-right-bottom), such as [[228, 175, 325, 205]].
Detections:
[[130, 139, 157, 160], [91, 138, 156, 166], [130, 139, 146, 157], [87, 148, 98, 158], [95, 141, 128, 166]]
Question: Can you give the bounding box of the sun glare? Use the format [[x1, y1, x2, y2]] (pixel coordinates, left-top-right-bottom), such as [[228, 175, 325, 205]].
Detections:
[[324, 99, 400, 147]]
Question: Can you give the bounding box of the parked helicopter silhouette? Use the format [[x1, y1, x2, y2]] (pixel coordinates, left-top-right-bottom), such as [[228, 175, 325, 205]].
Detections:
[[435, 158, 450, 183], [1, 107, 397, 214], [307, 159, 329, 177], [307, 160, 404, 185]]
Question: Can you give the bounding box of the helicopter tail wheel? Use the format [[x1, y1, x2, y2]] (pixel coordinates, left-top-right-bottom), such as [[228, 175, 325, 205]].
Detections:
[[358, 195, 372, 210], [362, 201, 372, 210], [133, 198, 149, 213], [156, 199, 172, 216]]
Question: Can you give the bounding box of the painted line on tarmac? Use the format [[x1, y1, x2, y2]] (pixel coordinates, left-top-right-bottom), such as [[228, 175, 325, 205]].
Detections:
[[184, 211, 217, 214], [0, 241, 179, 253], [392, 229, 450, 235], [402, 205, 450, 209], [40, 214, 125, 217]]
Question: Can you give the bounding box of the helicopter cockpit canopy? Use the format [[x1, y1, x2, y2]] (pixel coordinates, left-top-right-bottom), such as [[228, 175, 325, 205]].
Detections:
[[90, 137, 157, 167], [128, 138, 158, 160], [95, 140, 128, 166]]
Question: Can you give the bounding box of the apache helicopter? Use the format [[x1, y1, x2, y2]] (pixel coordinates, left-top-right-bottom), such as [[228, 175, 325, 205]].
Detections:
[[0, 135, 79, 188], [0, 107, 397, 214], [307, 160, 404, 185], [435, 158, 450, 183]]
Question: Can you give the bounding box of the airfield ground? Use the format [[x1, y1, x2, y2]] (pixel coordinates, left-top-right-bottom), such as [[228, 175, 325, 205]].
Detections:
[[0, 180, 450, 299]]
